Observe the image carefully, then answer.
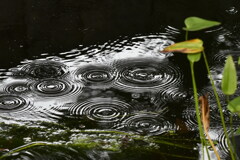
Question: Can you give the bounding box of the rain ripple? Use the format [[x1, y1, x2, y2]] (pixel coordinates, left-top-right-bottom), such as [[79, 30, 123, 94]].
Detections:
[[0, 94, 29, 111], [0, 93, 64, 122], [114, 58, 183, 92], [157, 87, 188, 104], [30, 79, 83, 100], [114, 113, 177, 136], [68, 98, 135, 123], [0, 79, 30, 95], [72, 64, 116, 88]]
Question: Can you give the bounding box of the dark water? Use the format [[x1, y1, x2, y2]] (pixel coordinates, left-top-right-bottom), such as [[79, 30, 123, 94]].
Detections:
[[0, 0, 240, 160]]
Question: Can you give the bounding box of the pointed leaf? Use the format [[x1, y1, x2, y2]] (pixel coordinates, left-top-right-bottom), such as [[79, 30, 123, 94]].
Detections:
[[238, 57, 240, 65], [227, 96, 240, 113], [221, 55, 237, 95], [187, 53, 201, 63], [183, 17, 221, 31], [162, 39, 204, 54]]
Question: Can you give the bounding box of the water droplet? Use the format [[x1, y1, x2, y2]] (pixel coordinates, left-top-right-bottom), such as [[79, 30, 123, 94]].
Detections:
[[226, 7, 238, 14]]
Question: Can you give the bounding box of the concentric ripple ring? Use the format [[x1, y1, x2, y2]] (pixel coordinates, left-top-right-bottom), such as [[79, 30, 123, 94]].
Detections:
[[0, 95, 26, 110], [68, 98, 133, 123], [31, 79, 72, 97], [114, 58, 182, 92], [73, 65, 116, 88], [114, 113, 176, 135]]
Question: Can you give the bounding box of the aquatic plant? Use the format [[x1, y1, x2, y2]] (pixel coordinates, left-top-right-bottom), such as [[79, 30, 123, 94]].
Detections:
[[0, 124, 198, 159], [162, 17, 239, 159], [163, 38, 211, 159]]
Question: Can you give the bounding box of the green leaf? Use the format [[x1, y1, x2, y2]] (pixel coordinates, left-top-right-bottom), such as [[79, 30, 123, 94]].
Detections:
[[187, 53, 201, 63], [238, 57, 240, 65], [162, 39, 204, 54], [183, 17, 221, 31], [227, 96, 240, 113], [221, 55, 237, 95]]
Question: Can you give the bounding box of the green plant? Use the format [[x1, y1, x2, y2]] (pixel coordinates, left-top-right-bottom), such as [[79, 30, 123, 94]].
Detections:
[[162, 16, 238, 160]]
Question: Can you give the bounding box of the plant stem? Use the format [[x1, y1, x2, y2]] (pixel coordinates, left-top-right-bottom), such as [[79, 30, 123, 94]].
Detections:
[[202, 51, 235, 160], [227, 95, 237, 159], [190, 61, 210, 160], [0, 142, 52, 159]]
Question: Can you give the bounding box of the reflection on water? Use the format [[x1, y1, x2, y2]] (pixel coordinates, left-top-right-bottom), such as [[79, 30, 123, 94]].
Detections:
[[0, 32, 240, 160]]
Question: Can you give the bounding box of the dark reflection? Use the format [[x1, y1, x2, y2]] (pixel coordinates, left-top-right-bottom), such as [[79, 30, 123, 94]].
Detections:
[[0, 0, 240, 68]]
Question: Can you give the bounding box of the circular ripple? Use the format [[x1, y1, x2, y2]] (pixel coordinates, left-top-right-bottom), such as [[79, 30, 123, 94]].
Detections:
[[114, 58, 182, 92], [3, 81, 30, 94], [212, 50, 240, 65], [73, 65, 116, 88], [199, 86, 240, 123], [157, 87, 188, 103], [0, 95, 26, 110], [68, 98, 133, 123], [114, 113, 176, 135], [182, 108, 198, 131], [199, 86, 226, 103], [31, 79, 81, 98], [19, 60, 68, 79], [214, 129, 235, 159], [0, 93, 65, 122]]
